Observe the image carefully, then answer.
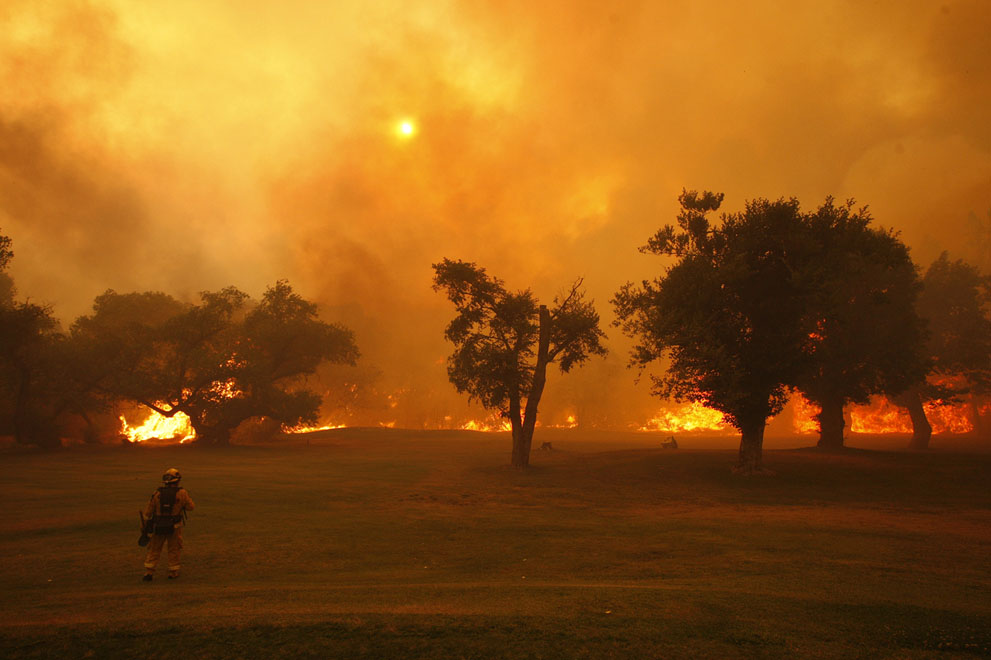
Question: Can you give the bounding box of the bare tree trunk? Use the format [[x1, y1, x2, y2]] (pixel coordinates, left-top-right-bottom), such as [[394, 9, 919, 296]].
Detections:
[[512, 306, 551, 469], [79, 410, 100, 444], [816, 395, 846, 449], [735, 419, 765, 474], [11, 365, 59, 448], [969, 395, 990, 440], [893, 387, 932, 449], [905, 391, 932, 450], [509, 391, 525, 467], [188, 413, 231, 446], [12, 365, 30, 446]]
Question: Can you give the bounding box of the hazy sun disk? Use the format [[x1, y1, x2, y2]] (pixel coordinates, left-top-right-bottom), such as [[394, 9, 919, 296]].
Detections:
[[396, 119, 417, 138]]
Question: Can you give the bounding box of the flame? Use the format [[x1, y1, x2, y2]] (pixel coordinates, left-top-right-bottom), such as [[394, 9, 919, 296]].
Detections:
[[638, 402, 729, 432], [461, 416, 512, 432], [792, 396, 821, 434], [848, 398, 912, 434], [120, 407, 195, 443], [284, 422, 347, 433], [791, 394, 975, 435], [851, 398, 975, 434], [210, 378, 242, 399], [547, 414, 579, 429], [921, 403, 973, 434]]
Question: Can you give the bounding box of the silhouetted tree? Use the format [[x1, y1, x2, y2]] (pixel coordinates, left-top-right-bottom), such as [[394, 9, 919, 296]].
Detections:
[[0, 231, 70, 448], [433, 259, 606, 468], [894, 253, 991, 448], [0, 232, 14, 306], [964, 208, 991, 275], [218, 280, 359, 442], [71, 282, 358, 445], [614, 191, 813, 474], [0, 300, 63, 447], [796, 199, 928, 449]]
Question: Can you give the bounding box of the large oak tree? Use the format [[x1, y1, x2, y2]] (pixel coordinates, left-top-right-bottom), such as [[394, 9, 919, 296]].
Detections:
[[0, 231, 70, 448], [796, 199, 928, 449], [895, 253, 991, 448], [613, 191, 813, 474], [70, 281, 358, 445]]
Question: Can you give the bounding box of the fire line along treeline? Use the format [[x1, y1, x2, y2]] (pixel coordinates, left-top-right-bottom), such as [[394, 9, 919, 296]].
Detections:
[[613, 191, 936, 474], [3, 205, 990, 458], [0, 228, 359, 448]]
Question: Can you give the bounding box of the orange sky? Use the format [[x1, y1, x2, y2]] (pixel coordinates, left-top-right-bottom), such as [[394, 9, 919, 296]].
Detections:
[[1, 0, 989, 428]]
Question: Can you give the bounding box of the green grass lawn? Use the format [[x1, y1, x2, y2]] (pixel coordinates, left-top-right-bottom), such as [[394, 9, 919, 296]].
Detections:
[[1, 429, 990, 659]]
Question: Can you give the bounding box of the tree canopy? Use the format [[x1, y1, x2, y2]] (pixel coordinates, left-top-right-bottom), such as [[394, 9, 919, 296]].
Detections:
[[919, 253, 991, 392], [70, 281, 358, 445], [433, 258, 606, 467], [896, 253, 991, 447], [614, 191, 812, 472], [0, 298, 63, 447], [0, 229, 78, 448], [796, 199, 927, 448]]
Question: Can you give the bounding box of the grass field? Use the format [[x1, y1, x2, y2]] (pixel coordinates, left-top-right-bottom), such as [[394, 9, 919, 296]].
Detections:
[[2, 429, 990, 659]]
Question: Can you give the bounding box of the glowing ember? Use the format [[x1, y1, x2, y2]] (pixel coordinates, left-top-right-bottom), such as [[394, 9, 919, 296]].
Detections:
[[120, 408, 195, 443], [210, 378, 242, 399], [638, 402, 729, 432]]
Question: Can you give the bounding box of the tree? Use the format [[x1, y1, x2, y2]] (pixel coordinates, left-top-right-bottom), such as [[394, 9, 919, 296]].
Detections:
[[613, 191, 812, 474], [70, 282, 358, 445], [69, 287, 241, 443], [796, 199, 928, 449], [221, 280, 360, 440], [0, 232, 14, 306], [0, 230, 70, 448], [0, 300, 63, 448], [895, 253, 991, 448], [432, 259, 606, 468]]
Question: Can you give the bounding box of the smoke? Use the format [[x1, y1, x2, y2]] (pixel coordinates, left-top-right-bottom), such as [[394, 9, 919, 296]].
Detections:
[[1, 0, 989, 427]]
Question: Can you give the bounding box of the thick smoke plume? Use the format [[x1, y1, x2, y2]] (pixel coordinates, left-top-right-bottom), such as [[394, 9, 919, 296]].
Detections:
[[2, 0, 989, 428]]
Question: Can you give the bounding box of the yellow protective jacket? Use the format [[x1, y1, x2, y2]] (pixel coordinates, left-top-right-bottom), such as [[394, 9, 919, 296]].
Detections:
[[144, 487, 195, 527]]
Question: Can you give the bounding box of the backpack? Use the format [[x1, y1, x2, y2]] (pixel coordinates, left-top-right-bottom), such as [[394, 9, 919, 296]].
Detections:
[[152, 486, 182, 536]]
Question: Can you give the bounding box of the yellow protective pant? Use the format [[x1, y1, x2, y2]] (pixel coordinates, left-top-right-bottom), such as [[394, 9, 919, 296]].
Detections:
[[143, 527, 183, 574]]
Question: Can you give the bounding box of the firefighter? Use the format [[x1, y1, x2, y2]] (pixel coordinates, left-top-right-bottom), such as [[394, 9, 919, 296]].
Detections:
[[142, 468, 195, 581]]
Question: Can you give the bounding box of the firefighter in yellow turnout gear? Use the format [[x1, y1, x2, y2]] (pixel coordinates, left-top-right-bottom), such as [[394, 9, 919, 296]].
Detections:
[[142, 468, 195, 581]]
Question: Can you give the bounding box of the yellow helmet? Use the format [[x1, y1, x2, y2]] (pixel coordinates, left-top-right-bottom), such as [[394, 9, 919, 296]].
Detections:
[[162, 468, 181, 485]]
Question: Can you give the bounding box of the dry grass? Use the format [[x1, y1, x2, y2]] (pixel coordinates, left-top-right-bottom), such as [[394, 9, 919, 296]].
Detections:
[[1, 429, 990, 658]]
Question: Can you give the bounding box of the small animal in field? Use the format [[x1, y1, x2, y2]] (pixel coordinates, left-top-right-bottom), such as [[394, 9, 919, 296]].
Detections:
[[661, 436, 678, 449], [539, 442, 554, 451]]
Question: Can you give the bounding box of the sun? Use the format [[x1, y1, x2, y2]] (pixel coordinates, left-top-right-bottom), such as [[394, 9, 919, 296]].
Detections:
[[395, 119, 417, 139]]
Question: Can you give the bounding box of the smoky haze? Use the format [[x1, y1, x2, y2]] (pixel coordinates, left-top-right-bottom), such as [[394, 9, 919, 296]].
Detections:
[[2, 0, 990, 428]]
